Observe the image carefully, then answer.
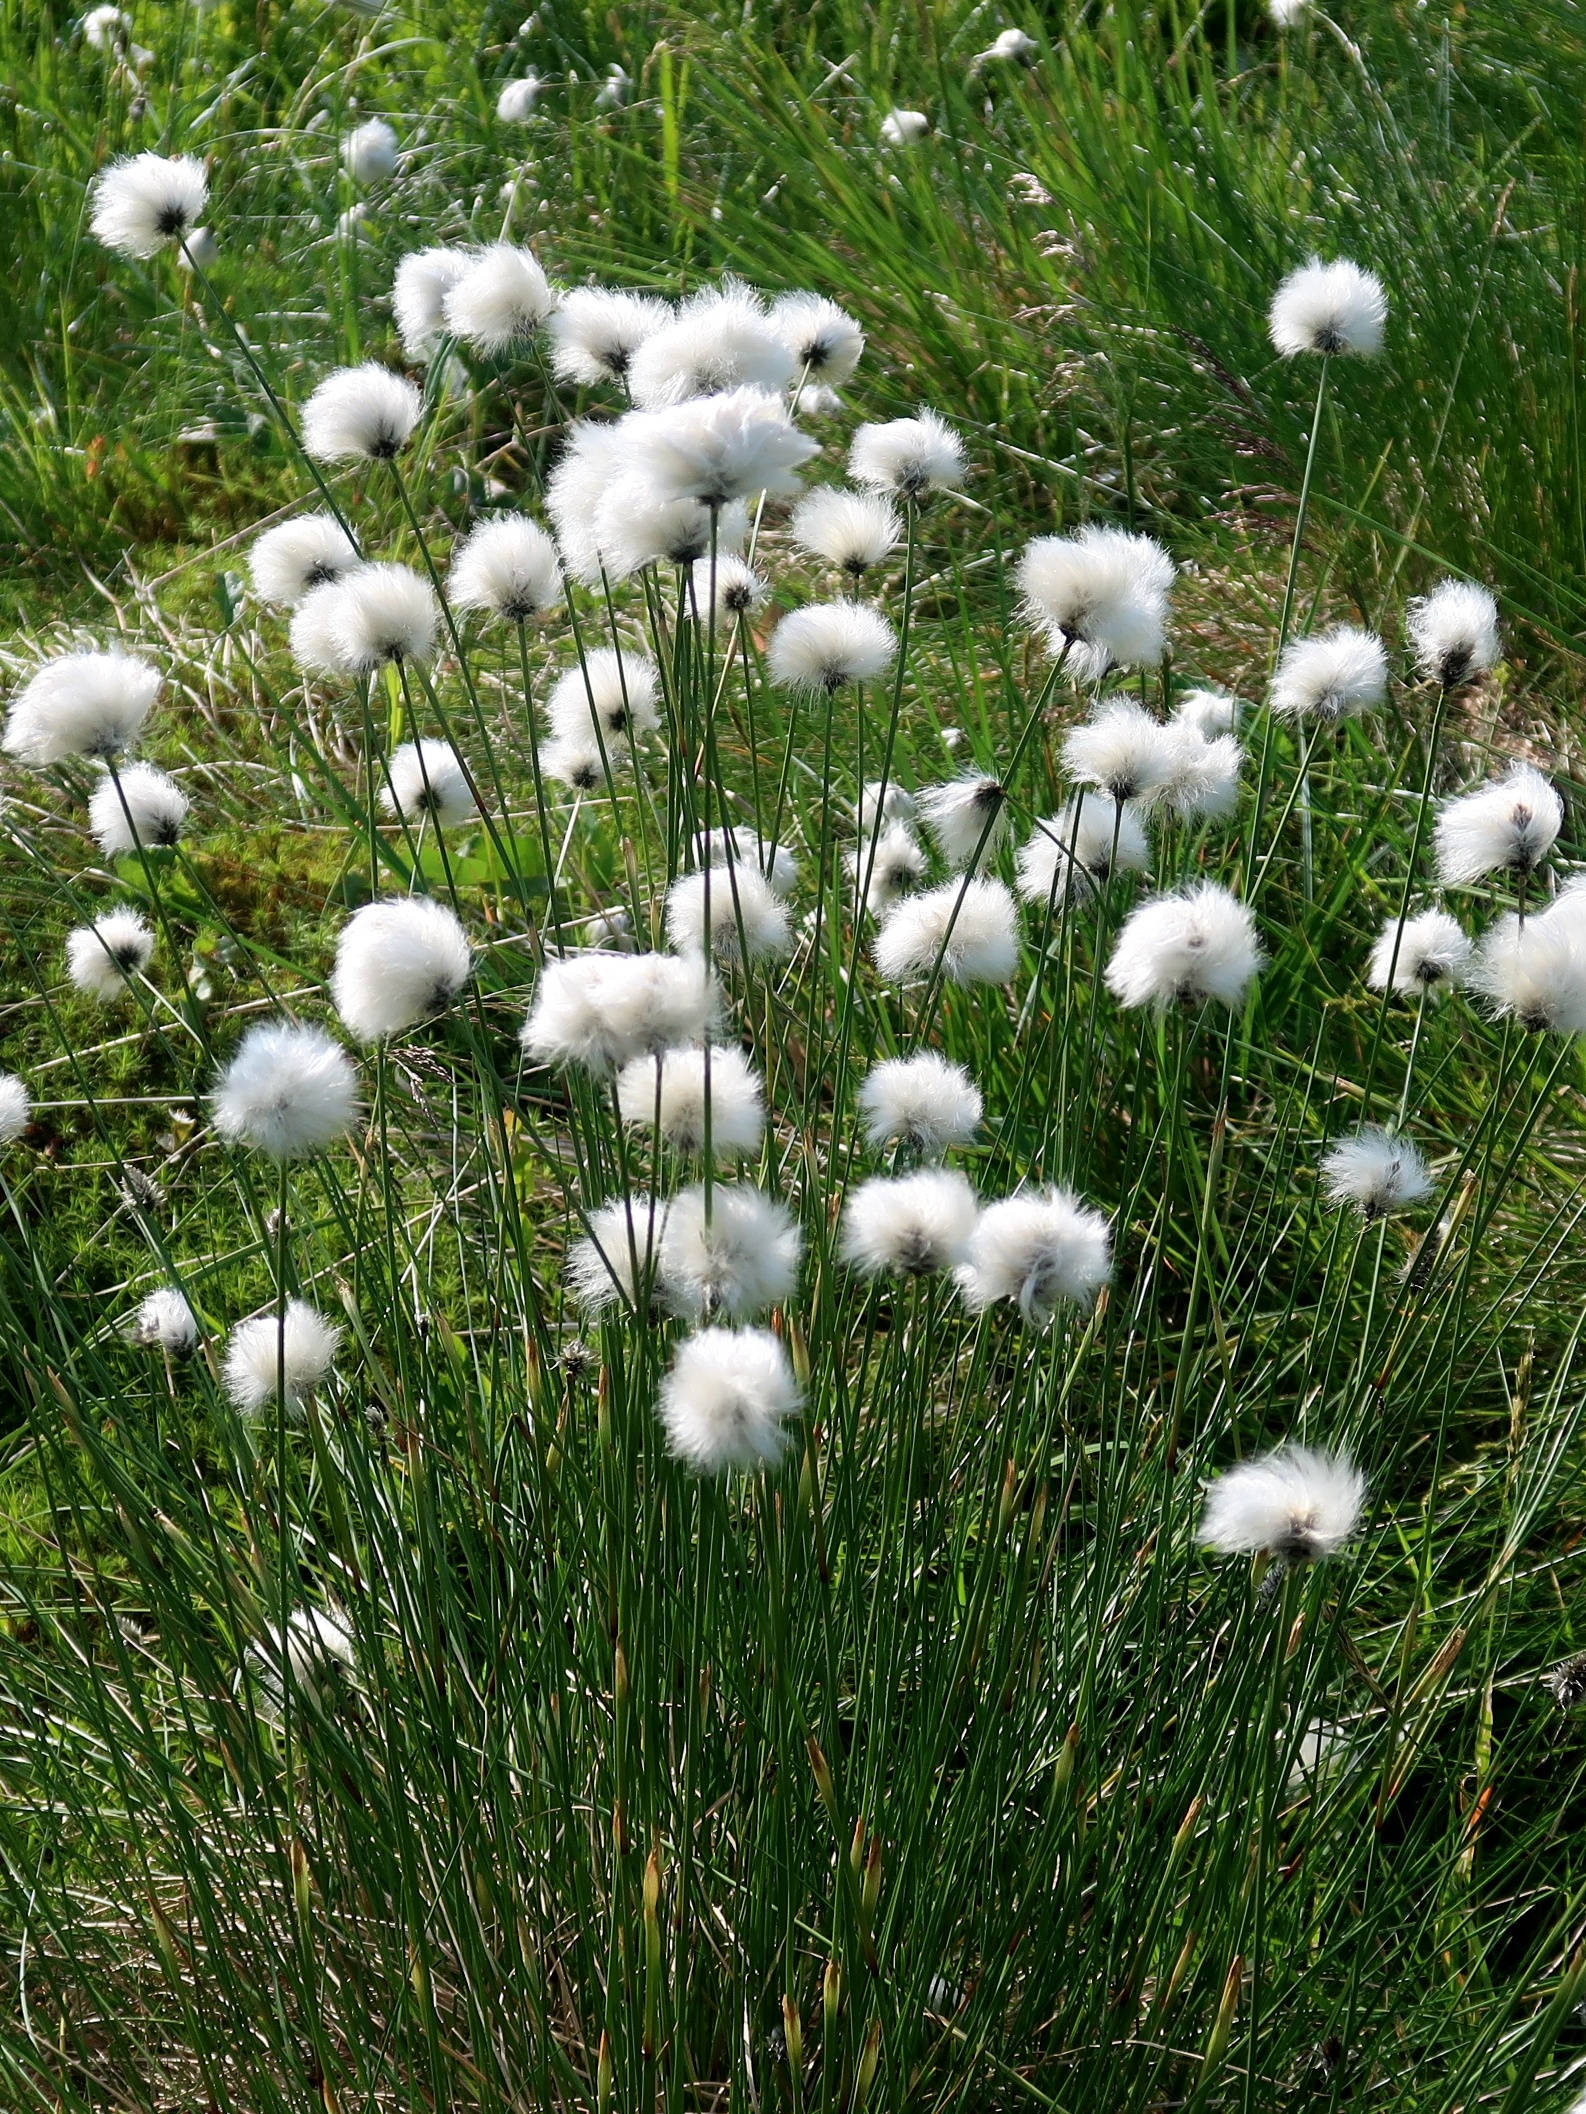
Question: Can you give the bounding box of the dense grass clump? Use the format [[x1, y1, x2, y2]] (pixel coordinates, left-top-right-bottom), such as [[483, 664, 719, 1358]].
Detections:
[[3, 4, 1586, 2112]]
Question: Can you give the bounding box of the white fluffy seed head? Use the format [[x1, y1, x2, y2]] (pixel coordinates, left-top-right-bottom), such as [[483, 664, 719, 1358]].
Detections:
[[591, 478, 750, 580], [1201, 1447, 1365, 1562], [659, 1184, 803, 1321], [1470, 910, 1586, 1034], [1269, 626, 1389, 722], [1367, 908, 1471, 994], [767, 600, 897, 693], [331, 898, 473, 1041], [549, 285, 671, 385], [979, 26, 1038, 59], [616, 1045, 766, 1157], [547, 649, 660, 743], [249, 515, 360, 607], [858, 780, 918, 832], [312, 564, 439, 674], [917, 776, 1010, 870], [841, 1168, 979, 1277], [1434, 766, 1562, 887], [380, 740, 479, 829], [392, 246, 474, 362], [5, 650, 160, 764], [622, 387, 818, 507], [695, 825, 798, 899], [523, 952, 718, 1074], [1268, 257, 1387, 358], [223, 1301, 342, 1414], [1159, 726, 1243, 821], [0, 1074, 31, 1146], [449, 514, 562, 621], [955, 1188, 1112, 1328], [541, 731, 607, 789], [175, 226, 218, 271], [496, 73, 543, 121], [1321, 1128, 1433, 1218], [848, 410, 963, 498], [1408, 579, 1500, 690], [596, 63, 631, 108], [848, 823, 927, 917], [880, 109, 930, 146], [857, 1051, 981, 1158], [1174, 688, 1239, 738], [1106, 882, 1263, 1011], [343, 117, 398, 184], [686, 552, 768, 622], [212, 1021, 360, 1158], [88, 762, 188, 852], [301, 364, 422, 462], [84, 7, 133, 52], [442, 242, 558, 355], [246, 1607, 357, 1716], [1268, 0, 1310, 25], [770, 293, 865, 384], [626, 281, 796, 409], [791, 487, 900, 577], [1018, 528, 1175, 679], [1016, 796, 1151, 906], [567, 1193, 668, 1315], [545, 420, 625, 581], [666, 866, 792, 965], [657, 1326, 802, 1475], [90, 152, 208, 258], [874, 876, 1020, 986], [66, 909, 154, 998], [1062, 701, 1181, 803], [132, 1286, 199, 1354]]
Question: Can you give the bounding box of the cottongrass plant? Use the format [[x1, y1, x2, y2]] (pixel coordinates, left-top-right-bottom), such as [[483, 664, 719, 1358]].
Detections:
[[5, 94, 1586, 2114]]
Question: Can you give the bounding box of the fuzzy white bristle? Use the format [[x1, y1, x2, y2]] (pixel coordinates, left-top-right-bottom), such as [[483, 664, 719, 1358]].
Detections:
[[767, 601, 897, 694], [856, 1052, 981, 1158], [567, 1193, 670, 1313], [1201, 1446, 1365, 1561], [622, 387, 818, 507], [442, 243, 559, 355], [90, 152, 208, 259], [1321, 1128, 1433, 1218], [770, 293, 865, 384], [874, 877, 1020, 986], [132, 1286, 200, 1354], [523, 952, 717, 1073], [223, 1301, 343, 1414], [249, 515, 360, 608], [666, 866, 793, 966], [301, 364, 422, 463], [615, 1045, 766, 1158], [591, 480, 750, 581], [88, 762, 188, 853], [331, 898, 473, 1042], [1269, 626, 1388, 722], [449, 514, 562, 622], [66, 909, 154, 999], [849, 823, 927, 917], [1407, 579, 1500, 690], [694, 826, 799, 899], [1174, 688, 1239, 739], [657, 1184, 803, 1321], [841, 1168, 979, 1277], [5, 650, 160, 765], [1367, 909, 1470, 994], [917, 775, 1010, 870], [791, 488, 900, 577], [848, 410, 963, 498], [1019, 529, 1175, 680], [657, 1326, 802, 1475], [379, 741, 479, 830], [547, 649, 661, 745], [955, 1188, 1112, 1328], [392, 247, 475, 362], [1016, 796, 1151, 906], [548, 286, 672, 386], [686, 553, 768, 621], [1434, 766, 1562, 887], [496, 74, 543, 122], [1268, 258, 1387, 358], [1470, 909, 1586, 1034], [1061, 701, 1181, 804], [0, 1074, 31, 1146], [626, 281, 796, 409], [880, 110, 931, 147], [1159, 726, 1243, 820], [245, 1607, 357, 1717], [1106, 883, 1263, 1011], [343, 117, 398, 185], [858, 780, 918, 832], [211, 1021, 360, 1159]]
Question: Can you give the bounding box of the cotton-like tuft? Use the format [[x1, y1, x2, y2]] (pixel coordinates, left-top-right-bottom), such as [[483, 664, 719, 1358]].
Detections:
[[616, 1045, 766, 1158], [978, 26, 1038, 60], [1367, 908, 1470, 994], [1269, 626, 1388, 722], [84, 6, 133, 52], [392, 246, 474, 362], [523, 952, 717, 1073], [849, 410, 963, 498], [1159, 726, 1243, 820], [5, 650, 159, 764], [541, 732, 606, 790], [545, 420, 626, 581], [249, 515, 360, 607], [1106, 883, 1262, 1010], [1407, 579, 1500, 690], [916, 775, 1009, 870], [626, 280, 796, 409], [1201, 1446, 1365, 1562], [331, 898, 473, 1041], [858, 780, 918, 832], [1062, 700, 1181, 803], [174, 226, 218, 272], [791, 488, 900, 576], [380, 740, 479, 829], [67, 909, 154, 998], [592, 479, 750, 580], [686, 553, 768, 621], [90, 152, 207, 259], [596, 63, 631, 109], [770, 293, 865, 384], [549, 286, 671, 385], [657, 1326, 802, 1474], [666, 866, 792, 965], [310, 564, 438, 674], [0, 1073, 31, 1146], [496, 74, 543, 122], [848, 824, 927, 917], [1321, 1128, 1433, 1218], [343, 118, 398, 184], [246, 1607, 357, 1716], [955, 1188, 1112, 1327], [841, 1168, 979, 1277], [658, 1183, 803, 1320], [1470, 910, 1586, 1034], [88, 762, 188, 852], [302, 364, 422, 462], [1268, 0, 1310, 24], [547, 649, 660, 744], [1268, 258, 1387, 358], [223, 1301, 342, 1415], [767, 600, 897, 693], [1174, 688, 1239, 738], [880, 109, 930, 146], [449, 514, 561, 621], [1019, 528, 1175, 680], [857, 1051, 981, 1158], [131, 1286, 200, 1354], [695, 825, 799, 899], [622, 386, 818, 507], [874, 876, 1020, 986], [566, 1193, 669, 1314], [1434, 766, 1562, 887], [211, 1021, 360, 1158], [1016, 796, 1150, 905], [442, 243, 558, 355]]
